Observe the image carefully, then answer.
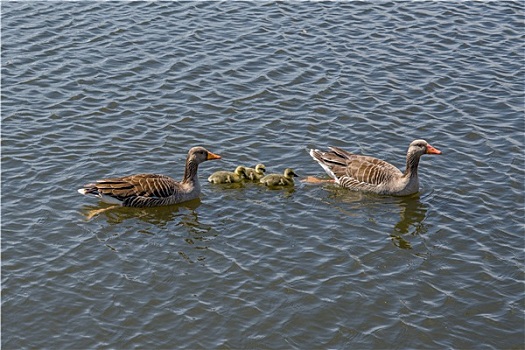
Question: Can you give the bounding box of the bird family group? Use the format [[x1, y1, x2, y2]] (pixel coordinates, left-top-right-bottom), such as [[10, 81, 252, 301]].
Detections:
[[78, 140, 441, 210]]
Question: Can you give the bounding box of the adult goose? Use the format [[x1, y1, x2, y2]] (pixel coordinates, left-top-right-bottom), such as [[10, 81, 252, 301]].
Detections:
[[78, 146, 221, 207], [307, 139, 441, 196], [260, 168, 298, 187]]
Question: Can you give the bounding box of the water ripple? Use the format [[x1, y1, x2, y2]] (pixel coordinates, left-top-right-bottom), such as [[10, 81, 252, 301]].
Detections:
[[2, 1, 524, 349]]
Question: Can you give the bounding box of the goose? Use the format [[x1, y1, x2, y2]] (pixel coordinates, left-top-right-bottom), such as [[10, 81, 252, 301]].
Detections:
[[77, 146, 221, 207], [208, 166, 247, 184], [260, 168, 298, 187], [307, 139, 441, 196], [244, 163, 266, 181]]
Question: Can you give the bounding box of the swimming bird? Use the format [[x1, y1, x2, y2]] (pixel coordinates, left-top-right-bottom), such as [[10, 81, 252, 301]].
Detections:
[[77, 146, 221, 207], [260, 168, 298, 187], [208, 166, 248, 184], [307, 139, 441, 196], [244, 163, 266, 181]]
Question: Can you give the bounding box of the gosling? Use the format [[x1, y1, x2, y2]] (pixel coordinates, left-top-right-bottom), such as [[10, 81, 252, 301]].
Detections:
[[260, 168, 298, 187], [208, 166, 247, 184], [244, 163, 266, 181]]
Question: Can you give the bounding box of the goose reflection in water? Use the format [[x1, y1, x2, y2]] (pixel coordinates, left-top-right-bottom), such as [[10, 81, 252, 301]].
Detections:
[[390, 195, 429, 250], [80, 198, 215, 259], [80, 198, 202, 225], [323, 189, 429, 250]]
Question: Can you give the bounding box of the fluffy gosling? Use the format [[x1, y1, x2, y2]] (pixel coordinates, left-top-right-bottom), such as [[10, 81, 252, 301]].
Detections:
[[208, 166, 247, 184], [244, 163, 266, 181], [260, 168, 298, 187]]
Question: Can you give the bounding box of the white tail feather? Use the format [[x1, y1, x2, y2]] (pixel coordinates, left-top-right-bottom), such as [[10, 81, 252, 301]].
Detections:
[[309, 149, 339, 183]]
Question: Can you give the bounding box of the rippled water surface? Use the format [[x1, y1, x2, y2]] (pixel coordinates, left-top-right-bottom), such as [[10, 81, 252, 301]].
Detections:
[[2, 2, 524, 349]]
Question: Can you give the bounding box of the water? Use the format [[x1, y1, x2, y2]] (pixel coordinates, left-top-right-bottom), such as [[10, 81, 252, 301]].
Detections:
[[2, 2, 524, 349]]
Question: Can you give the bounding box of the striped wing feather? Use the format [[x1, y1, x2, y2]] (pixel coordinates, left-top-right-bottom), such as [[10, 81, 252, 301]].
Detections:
[[340, 156, 401, 188], [323, 147, 402, 188], [95, 174, 179, 200]]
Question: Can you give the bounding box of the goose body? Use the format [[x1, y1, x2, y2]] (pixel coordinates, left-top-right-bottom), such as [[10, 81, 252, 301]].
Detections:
[[77, 146, 221, 207], [308, 139, 441, 196], [260, 168, 298, 187], [208, 166, 247, 184], [244, 164, 266, 181]]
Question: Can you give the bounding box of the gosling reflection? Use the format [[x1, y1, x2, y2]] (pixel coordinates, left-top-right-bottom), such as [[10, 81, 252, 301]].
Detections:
[[80, 198, 202, 225], [390, 195, 428, 250]]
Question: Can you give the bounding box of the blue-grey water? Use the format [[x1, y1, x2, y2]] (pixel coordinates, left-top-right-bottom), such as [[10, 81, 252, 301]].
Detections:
[[2, 2, 524, 349]]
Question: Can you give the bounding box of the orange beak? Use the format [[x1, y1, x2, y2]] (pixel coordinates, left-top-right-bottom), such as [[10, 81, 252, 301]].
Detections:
[[426, 144, 442, 155], [207, 151, 222, 160]]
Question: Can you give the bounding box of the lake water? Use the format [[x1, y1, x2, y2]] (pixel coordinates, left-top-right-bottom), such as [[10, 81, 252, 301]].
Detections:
[[2, 2, 524, 349]]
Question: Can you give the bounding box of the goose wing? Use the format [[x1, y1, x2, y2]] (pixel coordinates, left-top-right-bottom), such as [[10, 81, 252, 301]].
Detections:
[[85, 173, 180, 201], [339, 155, 402, 188], [311, 146, 402, 188]]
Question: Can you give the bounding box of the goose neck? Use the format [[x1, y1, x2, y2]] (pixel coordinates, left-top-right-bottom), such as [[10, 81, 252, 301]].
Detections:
[[182, 157, 199, 183], [405, 151, 421, 178]]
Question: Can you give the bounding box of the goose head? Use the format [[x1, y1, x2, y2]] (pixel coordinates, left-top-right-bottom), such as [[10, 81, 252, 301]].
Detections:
[[404, 140, 441, 177], [234, 166, 248, 178], [408, 140, 442, 157], [284, 168, 299, 179], [188, 146, 222, 164], [255, 164, 266, 174]]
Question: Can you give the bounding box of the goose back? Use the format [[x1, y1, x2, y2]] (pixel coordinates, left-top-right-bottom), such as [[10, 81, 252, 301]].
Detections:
[[81, 174, 198, 207]]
